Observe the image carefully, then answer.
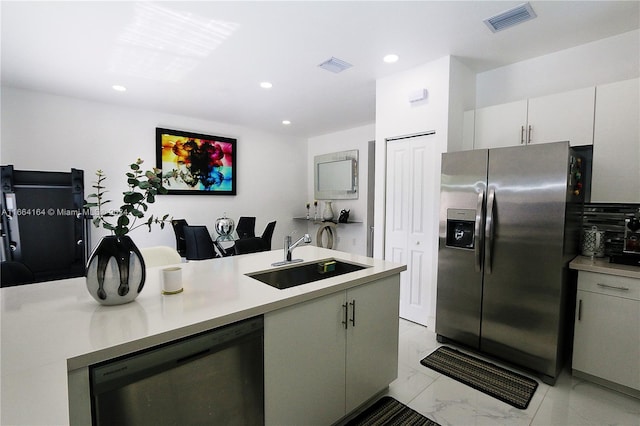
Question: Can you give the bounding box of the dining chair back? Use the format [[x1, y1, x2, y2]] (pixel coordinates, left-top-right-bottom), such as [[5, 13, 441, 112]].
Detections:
[[260, 221, 277, 250], [234, 237, 266, 255], [183, 226, 217, 260], [171, 219, 189, 257], [236, 216, 256, 239]]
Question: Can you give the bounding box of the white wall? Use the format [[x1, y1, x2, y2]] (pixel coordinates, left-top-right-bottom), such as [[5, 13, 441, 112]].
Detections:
[[476, 29, 640, 108], [373, 55, 475, 261], [1, 87, 308, 252], [306, 124, 374, 255], [447, 57, 477, 152], [374, 55, 452, 259], [374, 55, 455, 328]]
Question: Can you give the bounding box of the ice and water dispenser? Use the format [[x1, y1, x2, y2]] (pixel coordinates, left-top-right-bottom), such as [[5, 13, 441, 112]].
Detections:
[[445, 209, 476, 249]]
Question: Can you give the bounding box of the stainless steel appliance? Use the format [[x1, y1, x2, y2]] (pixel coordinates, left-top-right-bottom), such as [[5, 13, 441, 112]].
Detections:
[[615, 215, 640, 266], [90, 316, 264, 425], [436, 141, 585, 385], [623, 216, 640, 253]]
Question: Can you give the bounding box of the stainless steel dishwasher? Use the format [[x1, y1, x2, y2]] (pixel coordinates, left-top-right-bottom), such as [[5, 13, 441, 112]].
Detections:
[[89, 316, 264, 425]]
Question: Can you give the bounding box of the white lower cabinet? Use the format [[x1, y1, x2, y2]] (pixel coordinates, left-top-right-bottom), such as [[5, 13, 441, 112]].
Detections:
[[264, 275, 400, 425], [572, 271, 640, 394]]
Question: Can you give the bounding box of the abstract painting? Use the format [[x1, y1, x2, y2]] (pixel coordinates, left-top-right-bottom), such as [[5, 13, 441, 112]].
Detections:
[[156, 127, 236, 195]]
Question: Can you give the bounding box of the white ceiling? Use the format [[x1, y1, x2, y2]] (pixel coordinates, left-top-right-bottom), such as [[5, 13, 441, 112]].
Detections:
[[2, 1, 639, 139]]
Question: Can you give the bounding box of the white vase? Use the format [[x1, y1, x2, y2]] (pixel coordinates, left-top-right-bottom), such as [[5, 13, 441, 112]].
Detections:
[[322, 201, 334, 221], [85, 236, 146, 305]]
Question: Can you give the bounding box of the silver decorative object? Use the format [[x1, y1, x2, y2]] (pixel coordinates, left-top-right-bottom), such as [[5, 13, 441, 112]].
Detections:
[[215, 213, 235, 237]]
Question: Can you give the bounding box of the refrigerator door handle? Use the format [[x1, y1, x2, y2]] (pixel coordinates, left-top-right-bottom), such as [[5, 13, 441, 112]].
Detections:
[[485, 188, 496, 274], [474, 191, 484, 272]]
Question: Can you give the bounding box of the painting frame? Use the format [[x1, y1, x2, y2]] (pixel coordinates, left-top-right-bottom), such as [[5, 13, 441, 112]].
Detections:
[[156, 127, 237, 195]]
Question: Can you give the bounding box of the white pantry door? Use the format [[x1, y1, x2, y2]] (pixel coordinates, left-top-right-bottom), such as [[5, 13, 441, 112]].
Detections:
[[384, 135, 436, 326]]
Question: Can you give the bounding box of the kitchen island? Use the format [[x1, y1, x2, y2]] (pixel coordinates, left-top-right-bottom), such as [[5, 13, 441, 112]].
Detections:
[[1, 246, 405, 425]]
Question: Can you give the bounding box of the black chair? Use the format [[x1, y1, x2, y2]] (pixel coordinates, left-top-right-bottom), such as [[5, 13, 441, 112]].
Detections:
[[183, 225, 217, 260], [1, 261, 35, 287], [171, 219, 189, 257], [234, 237, 267, 255], [260, 221, 276, 250], [236, 216, 256, 239]]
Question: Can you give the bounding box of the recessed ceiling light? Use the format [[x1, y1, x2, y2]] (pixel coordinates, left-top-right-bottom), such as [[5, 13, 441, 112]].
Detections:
[[260, 82, 273, 89], [282, 120, 291, 125], [112, 85, 127, 92], [383, 54, 399, 64]]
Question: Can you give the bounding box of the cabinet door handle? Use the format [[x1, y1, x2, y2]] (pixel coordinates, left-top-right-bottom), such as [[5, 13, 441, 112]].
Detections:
[[349, 300, 356, 327], [578, 299, 582, 321], [597, 283, 630, 291], [520, 126, 525, 144], [342, 303, 349, 329], [527, 125, 532, 144]]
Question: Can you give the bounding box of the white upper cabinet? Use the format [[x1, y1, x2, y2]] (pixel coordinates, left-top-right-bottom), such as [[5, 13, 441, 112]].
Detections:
[[474, 100, 527, 149], [591, 78, 640, 203], [473, 87, 596, 149], [526, 86, 595, 146]]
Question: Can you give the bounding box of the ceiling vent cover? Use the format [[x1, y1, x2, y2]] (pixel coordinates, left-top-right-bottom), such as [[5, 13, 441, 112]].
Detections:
[[484, 2, 537, 32], [318, 57, 353, 73]]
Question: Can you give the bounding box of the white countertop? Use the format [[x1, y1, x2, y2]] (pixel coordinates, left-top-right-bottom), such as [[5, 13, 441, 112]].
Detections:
[[0, 246, 405, 425], [569, 255, 640, 279]]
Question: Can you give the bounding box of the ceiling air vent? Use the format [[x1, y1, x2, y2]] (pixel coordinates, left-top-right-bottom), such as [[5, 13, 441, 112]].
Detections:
[[318, 57, 353, 74], [484, 2, 537, 33]]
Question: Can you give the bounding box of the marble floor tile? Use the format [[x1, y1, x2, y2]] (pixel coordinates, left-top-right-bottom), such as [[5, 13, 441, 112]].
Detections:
[[387, 319, 640, 426]]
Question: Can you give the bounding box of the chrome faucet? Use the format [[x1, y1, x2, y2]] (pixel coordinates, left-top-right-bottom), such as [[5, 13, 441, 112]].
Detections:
[[285, 233, 312, 261], [272, 233, 312, 266]]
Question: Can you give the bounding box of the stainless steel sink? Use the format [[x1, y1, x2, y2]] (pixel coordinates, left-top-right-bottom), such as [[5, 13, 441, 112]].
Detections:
[[246, 259, 370, 289]]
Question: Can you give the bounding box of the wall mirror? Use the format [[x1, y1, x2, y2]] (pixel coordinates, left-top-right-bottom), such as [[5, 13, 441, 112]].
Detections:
[[314, 149, 358, 200]]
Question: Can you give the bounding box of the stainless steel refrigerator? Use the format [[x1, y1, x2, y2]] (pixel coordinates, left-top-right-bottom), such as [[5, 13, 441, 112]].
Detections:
[[435, 141, 586, 385]]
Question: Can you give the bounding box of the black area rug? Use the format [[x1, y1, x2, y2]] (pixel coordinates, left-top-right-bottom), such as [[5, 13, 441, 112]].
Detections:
[[346, 396, 439, 426], [420, 346, 538, 409]]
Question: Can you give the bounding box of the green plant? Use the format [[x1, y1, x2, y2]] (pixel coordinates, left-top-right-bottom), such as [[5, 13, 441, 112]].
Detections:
[[85, 159, 171, 236]]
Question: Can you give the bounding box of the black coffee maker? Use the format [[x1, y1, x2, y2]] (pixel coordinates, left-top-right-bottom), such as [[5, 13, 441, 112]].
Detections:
[[612, 215, 640, 266], [624, 216, 640, 253]]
